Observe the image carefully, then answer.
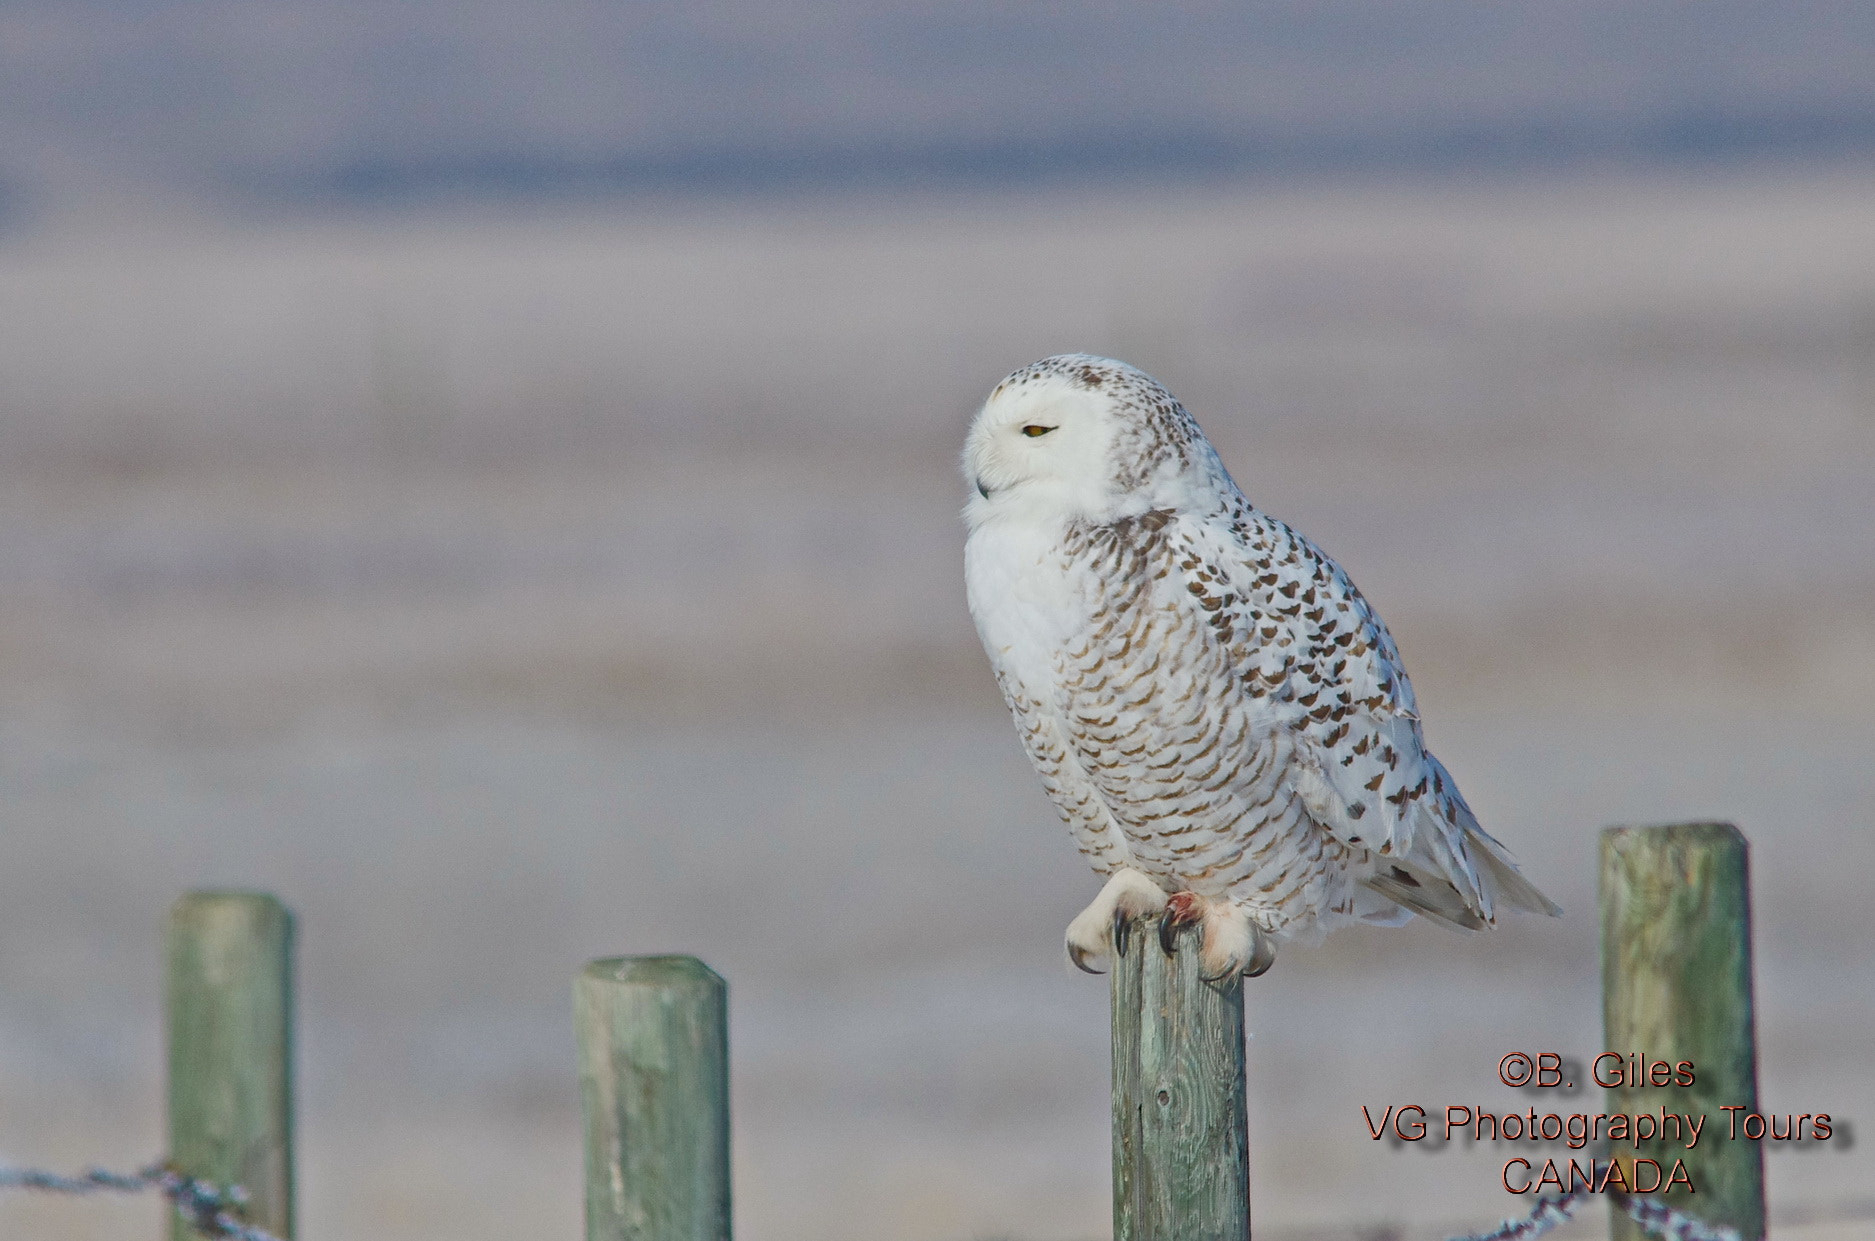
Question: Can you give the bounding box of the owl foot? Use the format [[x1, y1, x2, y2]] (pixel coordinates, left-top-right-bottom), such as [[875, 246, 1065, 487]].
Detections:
[[1065, 868, 1169, 974], [1157, 892, 1277, 981]]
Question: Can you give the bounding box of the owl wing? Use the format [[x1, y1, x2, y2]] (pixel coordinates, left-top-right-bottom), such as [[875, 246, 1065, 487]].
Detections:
[[1171, 505, 1558, 926]]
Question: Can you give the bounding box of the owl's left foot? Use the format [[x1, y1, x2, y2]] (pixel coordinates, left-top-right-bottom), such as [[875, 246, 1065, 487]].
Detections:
[[1159, 892, 1277, 981]]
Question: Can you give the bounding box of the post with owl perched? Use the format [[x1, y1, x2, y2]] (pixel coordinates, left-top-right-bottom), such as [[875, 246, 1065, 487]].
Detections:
[[1111, 912, 1250, 1240], [962, 356, 1560, 1234]]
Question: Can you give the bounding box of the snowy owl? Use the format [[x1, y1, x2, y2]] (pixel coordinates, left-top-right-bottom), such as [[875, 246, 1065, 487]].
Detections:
[[963, 354, 1559, 980]]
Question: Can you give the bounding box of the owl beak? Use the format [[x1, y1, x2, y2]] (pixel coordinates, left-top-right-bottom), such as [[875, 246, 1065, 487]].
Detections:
[[974, 477, 992, 499]]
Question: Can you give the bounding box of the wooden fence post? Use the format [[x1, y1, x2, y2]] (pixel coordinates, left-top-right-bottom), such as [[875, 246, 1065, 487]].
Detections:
[[1601, 823, 1765, 1241], [1112, 914, 1251, 1241], [576, 956, 731, 1241], [166, 892, 296, 1241]]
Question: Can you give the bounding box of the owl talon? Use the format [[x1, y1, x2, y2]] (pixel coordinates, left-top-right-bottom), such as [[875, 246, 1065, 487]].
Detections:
[[1157, 910, 1180, 956], [1154, 892, 1276, 980], [1158, 890, 1203, 956], [1065, 868, 1169, 975], [1201, 929, 1274, 982], [1198, 906, 1274, 980], [1242, 930, 1277, 979]]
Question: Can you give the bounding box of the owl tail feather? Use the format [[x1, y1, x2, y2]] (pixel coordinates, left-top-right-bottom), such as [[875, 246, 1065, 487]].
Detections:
[[1363, 835, 1562, 932], [1361, 861, 1487, 933], [1467, 830, 1564, 919]]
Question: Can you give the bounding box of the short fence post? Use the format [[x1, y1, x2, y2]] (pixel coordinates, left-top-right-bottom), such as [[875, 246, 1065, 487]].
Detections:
[[166, 891, 296, 1241], [1601, 823, 1765, 1241], [1111, 914, 1251, 1241], [575, 956, 731, 1241]]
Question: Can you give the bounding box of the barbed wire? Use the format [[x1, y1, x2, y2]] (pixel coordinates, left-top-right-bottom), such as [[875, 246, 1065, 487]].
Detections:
[[1, 1154, 1753, 1241], [0, 1160, 284, 1241], [1447, 1159, 1743, 1241], [1614, 1192, 1745, 1241], [1449, 1179, 1591, 1241]]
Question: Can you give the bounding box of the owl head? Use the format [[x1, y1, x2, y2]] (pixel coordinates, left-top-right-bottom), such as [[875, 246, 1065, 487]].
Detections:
[[962, 354, 1229, 526]]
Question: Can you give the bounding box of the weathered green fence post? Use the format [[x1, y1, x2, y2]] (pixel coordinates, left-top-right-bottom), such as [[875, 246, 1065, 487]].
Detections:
[[576, 957, 731, 1241], [1112, 915, 1251, 1241], [1601, 823, 1764, 1240], [166, 892, 296, 1241]]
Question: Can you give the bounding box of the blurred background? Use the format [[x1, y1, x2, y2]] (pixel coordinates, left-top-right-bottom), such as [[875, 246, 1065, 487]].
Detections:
[[2, 3, 1873, 1238]]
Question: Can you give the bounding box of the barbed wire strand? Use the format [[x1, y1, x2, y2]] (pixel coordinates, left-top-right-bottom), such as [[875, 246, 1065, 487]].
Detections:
[[0, 1161, 284, 1241], [1448, 1179, 1592, 1241], [1446, 1160, 1743, 1241], [1613, 1190, 1744, 1241], [7, 1155, 1746, 1241]]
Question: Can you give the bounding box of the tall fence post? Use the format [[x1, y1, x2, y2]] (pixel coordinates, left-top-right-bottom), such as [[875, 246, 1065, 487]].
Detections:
[[166, 891, 296, 1241], [1601, 823, 1765, 1241], [1112, 914, 1251, 1241], [575, 956, 731, 1241]]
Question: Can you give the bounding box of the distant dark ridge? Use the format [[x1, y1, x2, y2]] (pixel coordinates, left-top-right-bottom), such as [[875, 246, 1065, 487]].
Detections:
[[249, 108, 1875, 207]]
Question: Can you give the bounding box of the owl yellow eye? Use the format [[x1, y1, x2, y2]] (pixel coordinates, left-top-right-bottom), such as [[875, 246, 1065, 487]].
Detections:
[[1021, 424, 1057, 437]]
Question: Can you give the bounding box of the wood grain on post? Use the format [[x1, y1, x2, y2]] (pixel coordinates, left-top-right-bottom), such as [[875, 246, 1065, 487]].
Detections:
[[576, 956, 731, 1241], [166, 892, 295, 1241], [1601, 823, 1764, 1241], [1111, 915, 1251, 1241]]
